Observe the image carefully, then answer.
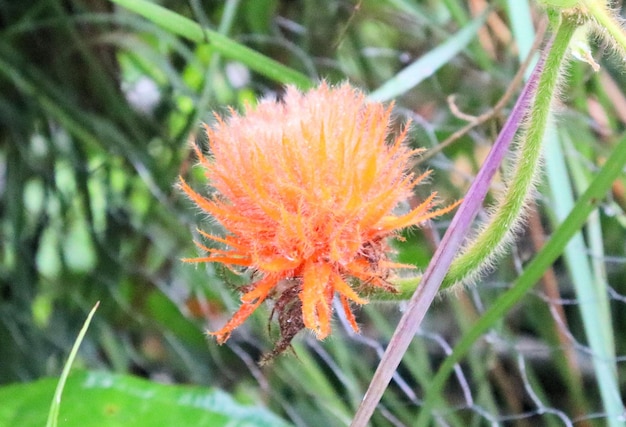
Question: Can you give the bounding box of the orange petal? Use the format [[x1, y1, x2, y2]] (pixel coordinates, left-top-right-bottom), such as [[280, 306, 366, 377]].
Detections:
[[315, 292, 332, 339], [340, 295, 360, 333], [300, 261, 332, 338], [344, 258, 373, 282], [330, 271, 367, 305], [254, 255, 302, 273], [197, 228, 245, 250], [377, 192, 438, 231], [209, 302, 258, 344], [240, 275, 280, 303], [209, 275, 277, 343]]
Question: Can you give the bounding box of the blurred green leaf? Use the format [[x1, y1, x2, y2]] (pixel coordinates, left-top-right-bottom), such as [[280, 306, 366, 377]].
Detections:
[[0, 371, 292, 427], [110, 0, 312, 88]]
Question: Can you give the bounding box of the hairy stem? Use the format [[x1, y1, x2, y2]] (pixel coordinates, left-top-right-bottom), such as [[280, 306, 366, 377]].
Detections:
[[583, 0, 626, 55], [439, 15, 578, 289]]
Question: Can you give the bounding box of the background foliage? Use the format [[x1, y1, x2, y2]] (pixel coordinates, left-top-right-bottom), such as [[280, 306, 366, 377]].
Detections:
[[1, 0, 625, 425]]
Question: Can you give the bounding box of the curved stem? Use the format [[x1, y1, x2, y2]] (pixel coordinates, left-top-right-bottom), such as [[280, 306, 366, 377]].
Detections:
[[414, 116, 626, 427], [583, 0, 626, 54], [440, 14, 577, 289], [349, 26, 555, 427], [414, 15, 580, 427]]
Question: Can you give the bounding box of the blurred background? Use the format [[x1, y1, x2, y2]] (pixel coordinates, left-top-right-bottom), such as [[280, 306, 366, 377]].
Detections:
[[1, 0, 625, 426]]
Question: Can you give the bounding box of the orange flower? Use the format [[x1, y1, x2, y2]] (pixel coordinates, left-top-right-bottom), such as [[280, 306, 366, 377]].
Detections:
[[180, 82, 456, 346]]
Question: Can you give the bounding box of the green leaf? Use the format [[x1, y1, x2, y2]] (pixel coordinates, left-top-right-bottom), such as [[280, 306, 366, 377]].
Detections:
[[109, 0, 312, 89], [1, 371, 292, 427]]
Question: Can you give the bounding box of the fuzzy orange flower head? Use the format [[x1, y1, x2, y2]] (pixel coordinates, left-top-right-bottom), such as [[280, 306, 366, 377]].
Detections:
[[180, 82, 455, 353]]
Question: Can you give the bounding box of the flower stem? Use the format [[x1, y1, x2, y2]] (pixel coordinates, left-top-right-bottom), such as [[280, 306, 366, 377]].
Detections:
[[582, 0, 626, 55], [414, 125, 626, 427], [439, 14, 578, 289], [350, 27, 551, 427]]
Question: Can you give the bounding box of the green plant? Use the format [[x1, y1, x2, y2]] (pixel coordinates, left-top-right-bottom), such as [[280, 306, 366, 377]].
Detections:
[[2, 1, 625, 426]]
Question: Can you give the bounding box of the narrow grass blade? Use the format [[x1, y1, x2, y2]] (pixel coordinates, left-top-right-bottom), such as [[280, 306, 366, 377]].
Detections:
[[46, 301, 100, 427], [109, 0, 312, 88], [549, 126, 622, 426]]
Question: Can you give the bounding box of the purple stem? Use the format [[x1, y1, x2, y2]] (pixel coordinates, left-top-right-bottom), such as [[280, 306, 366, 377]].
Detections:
[[350, 50, 547, 426]]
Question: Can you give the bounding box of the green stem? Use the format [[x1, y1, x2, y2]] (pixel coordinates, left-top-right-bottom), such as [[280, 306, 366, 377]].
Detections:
[[416, 17, 586, 426], [439, 15, 578, 289], [415, 103, 626, 427], [582, 0, 626, 54]]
